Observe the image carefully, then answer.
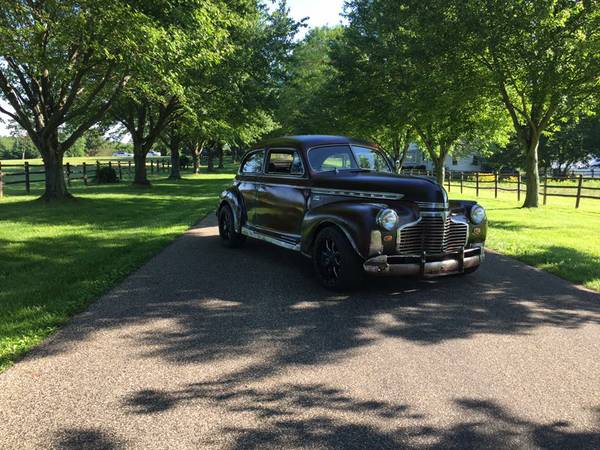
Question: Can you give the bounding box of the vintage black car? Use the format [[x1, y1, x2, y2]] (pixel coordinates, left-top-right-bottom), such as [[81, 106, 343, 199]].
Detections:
[[217, 135, 487, 289]]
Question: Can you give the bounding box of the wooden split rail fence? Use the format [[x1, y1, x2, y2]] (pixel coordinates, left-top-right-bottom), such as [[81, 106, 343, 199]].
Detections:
[[0, 158, 171, 198], [399, 169, 600, 209]]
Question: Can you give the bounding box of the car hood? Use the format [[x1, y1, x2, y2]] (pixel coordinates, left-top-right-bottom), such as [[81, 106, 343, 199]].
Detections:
[[311, 171, 447, 204]]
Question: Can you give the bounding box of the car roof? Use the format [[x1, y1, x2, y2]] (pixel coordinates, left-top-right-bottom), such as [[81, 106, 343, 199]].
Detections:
[[253, 135, 378, 152]]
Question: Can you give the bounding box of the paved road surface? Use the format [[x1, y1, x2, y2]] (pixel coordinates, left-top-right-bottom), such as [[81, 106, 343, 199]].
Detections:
[[1, 215, 599, 449]]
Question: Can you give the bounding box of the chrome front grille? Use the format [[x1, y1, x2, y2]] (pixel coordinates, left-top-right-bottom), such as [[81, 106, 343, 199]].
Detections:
[[397, 216, 468, 255]]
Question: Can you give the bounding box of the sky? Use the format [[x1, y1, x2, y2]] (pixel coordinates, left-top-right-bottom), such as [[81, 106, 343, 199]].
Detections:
[[0, 1, 345, 136], [286, 0, 345, 37]]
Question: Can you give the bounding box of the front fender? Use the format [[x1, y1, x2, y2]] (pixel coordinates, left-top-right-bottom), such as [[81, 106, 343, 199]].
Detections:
[[301, 202, 417, 259], [450, 199, 487, 244]]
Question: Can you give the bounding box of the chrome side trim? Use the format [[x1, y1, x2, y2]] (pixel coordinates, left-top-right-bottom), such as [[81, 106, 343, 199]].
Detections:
[[241, 226, 301, 251], [257, 182, 308, 189], [312, 188, 404, 201], [248, 223, 302, 241]]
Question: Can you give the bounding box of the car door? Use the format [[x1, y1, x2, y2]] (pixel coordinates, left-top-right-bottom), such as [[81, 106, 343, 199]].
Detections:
[[254, 148, 309, 239], [237, 149, 265, 226]]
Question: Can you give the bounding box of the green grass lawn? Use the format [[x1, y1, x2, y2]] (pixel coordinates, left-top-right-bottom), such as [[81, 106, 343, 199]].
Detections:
[[451, 186, 600, 292], [0, 170, 233, 372]]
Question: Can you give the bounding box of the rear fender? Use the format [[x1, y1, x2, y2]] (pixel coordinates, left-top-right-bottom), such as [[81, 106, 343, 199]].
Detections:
[[218, 187, 245, 233]]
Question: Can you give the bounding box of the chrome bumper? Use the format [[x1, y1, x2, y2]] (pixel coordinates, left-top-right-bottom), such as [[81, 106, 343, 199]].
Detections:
[[363, 246, 484, 277]]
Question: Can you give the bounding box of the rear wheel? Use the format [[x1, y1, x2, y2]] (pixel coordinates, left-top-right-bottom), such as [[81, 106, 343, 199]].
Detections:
[[218, 205, 245, 248], [312, 226, 363, 290]]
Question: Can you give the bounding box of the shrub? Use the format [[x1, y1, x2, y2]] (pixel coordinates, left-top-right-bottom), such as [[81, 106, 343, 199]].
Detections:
[[95, 166, 119, 183]]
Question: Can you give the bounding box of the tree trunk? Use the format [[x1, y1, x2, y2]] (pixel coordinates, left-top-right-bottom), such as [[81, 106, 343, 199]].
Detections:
[[522, 130, 540, 208], [433, 160, 445, 185], [391, 134, 401, 173], [398, 142, 410, 172], [218, 143, 224, 169], [40, 147, 72, 201], [192, 147, 200, 174], [207, 143, 215, 172], [169, 138, 181, 180], [133, 145, 150, 186], [192, 141, 203, 174]]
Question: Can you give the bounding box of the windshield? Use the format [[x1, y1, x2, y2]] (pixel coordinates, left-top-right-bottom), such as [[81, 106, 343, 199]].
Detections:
[[308, 145, 392, 173]]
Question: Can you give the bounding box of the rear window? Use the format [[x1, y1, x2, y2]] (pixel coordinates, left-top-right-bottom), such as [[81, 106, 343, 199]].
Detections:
[[240, 150, 264, 174]]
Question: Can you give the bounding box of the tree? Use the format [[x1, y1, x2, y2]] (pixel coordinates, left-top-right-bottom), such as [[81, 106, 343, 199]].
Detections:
[[111, 0, 241, 185], [541, 114, 600, 174], [455, 0, 600, 207], [277, 27, 342, 135], [84, 129, 110, 157], [339, 0, 510, 184], [173, 0, 299, 174], [0, 0, 146, 200]]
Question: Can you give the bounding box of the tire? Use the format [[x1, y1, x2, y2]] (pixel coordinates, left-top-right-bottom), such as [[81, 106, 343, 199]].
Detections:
[[218, 205, 246, 248], [312, 226, 364, 290]]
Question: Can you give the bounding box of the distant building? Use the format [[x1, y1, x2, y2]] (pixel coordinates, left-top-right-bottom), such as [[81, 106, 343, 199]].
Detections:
[[403, 143, 484, 172]]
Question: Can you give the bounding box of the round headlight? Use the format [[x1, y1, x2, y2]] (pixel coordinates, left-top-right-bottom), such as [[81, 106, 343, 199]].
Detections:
[[470, 205, 486, 224], [377, 208, 399, 231]]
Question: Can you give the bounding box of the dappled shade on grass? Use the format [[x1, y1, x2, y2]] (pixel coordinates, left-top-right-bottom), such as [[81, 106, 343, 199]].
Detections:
[[0, 173, 233, 371]]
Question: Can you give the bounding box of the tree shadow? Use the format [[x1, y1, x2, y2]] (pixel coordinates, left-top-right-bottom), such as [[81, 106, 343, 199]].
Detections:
[[121, 378, 600, 449], [51, 427, 123, 450], [5, 218, 600, 447]]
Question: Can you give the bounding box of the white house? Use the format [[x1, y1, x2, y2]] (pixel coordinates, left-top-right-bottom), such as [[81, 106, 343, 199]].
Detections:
[[403, 143, 484, 172]]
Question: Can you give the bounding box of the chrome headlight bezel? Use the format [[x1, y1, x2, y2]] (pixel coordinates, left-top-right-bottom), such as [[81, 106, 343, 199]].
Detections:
[[470, 204, 486, 224], [376, 208, 399, 231]]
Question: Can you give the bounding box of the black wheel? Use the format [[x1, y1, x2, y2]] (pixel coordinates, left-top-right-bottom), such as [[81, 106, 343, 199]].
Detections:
[[218, 205, 245, 248], [312, 226, 363, 290]]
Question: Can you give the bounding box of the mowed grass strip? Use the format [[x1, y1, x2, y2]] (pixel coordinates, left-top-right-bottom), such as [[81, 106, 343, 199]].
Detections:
[[0, 171, 233, 372], [451, 186, 600, 292]]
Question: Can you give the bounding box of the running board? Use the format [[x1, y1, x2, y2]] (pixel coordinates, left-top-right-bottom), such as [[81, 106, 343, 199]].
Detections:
[[241, 226, 301, 251]]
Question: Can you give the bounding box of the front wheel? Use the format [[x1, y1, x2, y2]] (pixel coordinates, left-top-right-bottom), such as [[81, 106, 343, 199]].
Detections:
[[218, 205, 245, 248], [312, 226, 363, 290]]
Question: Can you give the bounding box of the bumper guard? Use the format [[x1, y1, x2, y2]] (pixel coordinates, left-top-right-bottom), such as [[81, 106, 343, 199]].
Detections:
[[363, 245, 484, 277]]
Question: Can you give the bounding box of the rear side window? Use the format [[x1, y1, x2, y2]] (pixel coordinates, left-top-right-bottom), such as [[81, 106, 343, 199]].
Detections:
[[266, 149, 304, 176], [240, 150, 264, 174]]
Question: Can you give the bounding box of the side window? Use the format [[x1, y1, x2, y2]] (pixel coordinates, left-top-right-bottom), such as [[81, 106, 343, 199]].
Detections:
[[351, 146, 392, 172], [308, 145, 357, 172], [266, 150, 304, 176], [241, 150, 265, 174]]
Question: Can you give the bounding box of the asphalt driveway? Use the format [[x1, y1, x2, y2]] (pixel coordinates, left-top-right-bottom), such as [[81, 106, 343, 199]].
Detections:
[[1, 214, 599, 449]]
